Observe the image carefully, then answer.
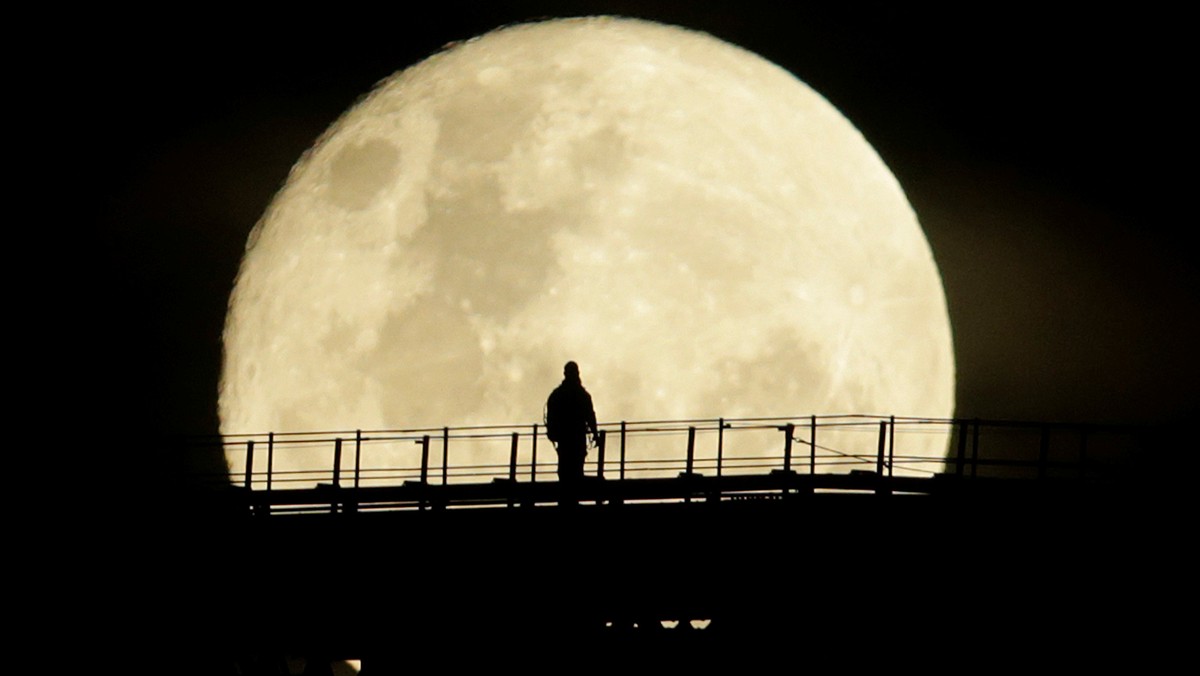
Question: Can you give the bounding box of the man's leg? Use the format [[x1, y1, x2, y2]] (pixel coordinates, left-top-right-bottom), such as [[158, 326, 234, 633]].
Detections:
[[558, 441, 584, 506]]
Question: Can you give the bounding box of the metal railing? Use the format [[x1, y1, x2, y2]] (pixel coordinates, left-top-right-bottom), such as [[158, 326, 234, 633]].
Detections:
[[181, 415, 1146, 513]]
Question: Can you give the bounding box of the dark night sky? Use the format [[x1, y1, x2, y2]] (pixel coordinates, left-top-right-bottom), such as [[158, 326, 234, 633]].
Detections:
[[53, 4, 1195, 667], [77, 2, 1195, 483]]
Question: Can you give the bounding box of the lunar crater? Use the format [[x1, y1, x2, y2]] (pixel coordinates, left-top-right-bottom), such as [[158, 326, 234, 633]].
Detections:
[[327, 139, 401, 211]]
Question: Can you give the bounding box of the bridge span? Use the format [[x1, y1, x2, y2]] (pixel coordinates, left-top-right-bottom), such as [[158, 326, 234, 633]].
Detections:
[[166, 416, 1165, 671], [202, 415, 1144, 513]]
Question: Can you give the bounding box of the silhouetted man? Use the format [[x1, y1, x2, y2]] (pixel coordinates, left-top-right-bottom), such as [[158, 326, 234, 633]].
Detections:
[[544, 361, 599, 484]]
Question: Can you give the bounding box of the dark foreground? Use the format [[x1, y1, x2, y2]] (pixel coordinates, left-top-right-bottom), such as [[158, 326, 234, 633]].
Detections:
[[105, 471, 1184, 674]]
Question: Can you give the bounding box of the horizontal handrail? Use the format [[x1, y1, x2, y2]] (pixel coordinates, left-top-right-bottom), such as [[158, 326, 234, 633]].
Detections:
[[177, 415, 1147, 515]]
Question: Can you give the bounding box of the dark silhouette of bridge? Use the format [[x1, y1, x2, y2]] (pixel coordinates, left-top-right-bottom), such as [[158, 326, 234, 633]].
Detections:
[[203, 415, 1143, 513], [174, 415, 1161, 674]]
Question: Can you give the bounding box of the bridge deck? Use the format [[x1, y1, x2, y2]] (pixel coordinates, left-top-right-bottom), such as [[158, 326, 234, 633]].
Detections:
[[231, 468, 1115, 515]]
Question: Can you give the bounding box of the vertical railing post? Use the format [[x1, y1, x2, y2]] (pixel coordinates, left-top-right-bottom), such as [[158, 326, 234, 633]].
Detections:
[[596, 430, 607, 480], [970, 419, 981, 479], [420, 435, 430, 485], [686, 427, 696, 475], [442, 427, 449, 486], [354, 429, 362, 490], [1078, 426, 1089, 479], [782, 424, 794, 473], [243, 440, 255, 490], [531, 424, 539, 484], [876, 421, 887, 476], [332, 438, 343, 488], [509, 432, 519, 483], [875, 421, 887, 495], [955, 420, 968, 477], [888, 415, 895, 478], [266, 432, 274, 493], [418, 435, 431, 511], [1038, 425, 1050, 480], [716, 418, 726, 478], [332, 438, 343, 514], [620, 421, 627, 481], [508, 431, 520, 509], [684, 426, 696, 503], [810, 415, 817, 475]]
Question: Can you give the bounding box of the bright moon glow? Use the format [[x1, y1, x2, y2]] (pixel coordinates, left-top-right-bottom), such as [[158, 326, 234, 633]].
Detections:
[[220, 17, 955, 480]]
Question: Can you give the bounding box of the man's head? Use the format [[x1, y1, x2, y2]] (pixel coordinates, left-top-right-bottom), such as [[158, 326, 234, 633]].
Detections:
[[564, 361, 580, 380]]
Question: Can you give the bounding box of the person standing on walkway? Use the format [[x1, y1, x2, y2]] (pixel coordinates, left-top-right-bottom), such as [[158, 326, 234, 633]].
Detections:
[[544, 361, 599, 483]]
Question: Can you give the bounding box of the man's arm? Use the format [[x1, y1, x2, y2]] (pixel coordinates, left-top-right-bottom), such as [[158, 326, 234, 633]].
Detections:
[[586, 393, 599, 441]]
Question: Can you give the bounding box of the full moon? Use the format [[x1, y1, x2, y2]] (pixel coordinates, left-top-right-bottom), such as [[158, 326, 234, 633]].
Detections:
[[220, 17, 955, 481]]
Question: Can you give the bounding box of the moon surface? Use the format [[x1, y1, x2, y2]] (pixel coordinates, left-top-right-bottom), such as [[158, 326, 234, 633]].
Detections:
[[220, 17, 955, 482]]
